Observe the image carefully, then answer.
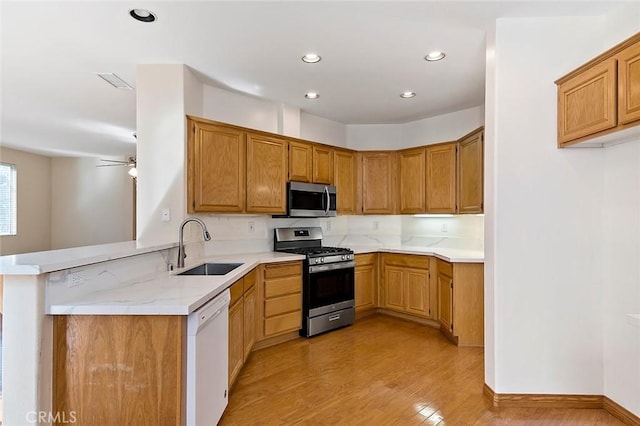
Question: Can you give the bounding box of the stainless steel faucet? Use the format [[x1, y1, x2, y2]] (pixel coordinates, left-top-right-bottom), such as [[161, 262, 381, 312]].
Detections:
[[177, 217, 211, 268]]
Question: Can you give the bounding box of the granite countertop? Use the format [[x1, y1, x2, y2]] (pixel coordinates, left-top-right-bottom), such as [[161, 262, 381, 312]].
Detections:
[[0, 240, 178, 275], [47, 252, 305, 316], [3, 239, 483, 316]]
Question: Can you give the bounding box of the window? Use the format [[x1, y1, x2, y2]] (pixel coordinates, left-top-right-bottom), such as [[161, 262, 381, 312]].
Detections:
[[0, 162, 17, 236]]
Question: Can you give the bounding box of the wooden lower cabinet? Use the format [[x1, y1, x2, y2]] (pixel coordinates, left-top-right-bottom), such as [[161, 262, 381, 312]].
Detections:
[[354, 253, 378, 313], [380, 254, 431, 319], [437, 259, 484, 347], [256, 261, 303, 344], [229, 269, 258, 389], [228, 288, 244, 387], [53, 315, 185, 426]]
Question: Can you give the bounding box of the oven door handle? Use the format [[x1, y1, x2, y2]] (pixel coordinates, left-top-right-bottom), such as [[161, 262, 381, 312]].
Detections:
[[309, 261, 355, 274], [324, 186, 330, 216]]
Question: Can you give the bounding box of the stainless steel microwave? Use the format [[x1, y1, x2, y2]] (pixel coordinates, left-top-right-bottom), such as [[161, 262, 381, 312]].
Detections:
[[286, 182, 337, 217]]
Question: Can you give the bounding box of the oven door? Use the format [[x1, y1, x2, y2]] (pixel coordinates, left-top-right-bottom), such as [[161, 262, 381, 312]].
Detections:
[[306, 261, 355, 317]]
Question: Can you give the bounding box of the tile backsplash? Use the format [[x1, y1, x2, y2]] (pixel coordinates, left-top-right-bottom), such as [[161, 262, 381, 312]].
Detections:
[[195, 214, 483, 256]]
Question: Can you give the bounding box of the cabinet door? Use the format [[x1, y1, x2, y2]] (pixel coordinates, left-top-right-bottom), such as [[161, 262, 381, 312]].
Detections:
[[288, 140, 312, 183], [243, 286, 256, 361], [438, 272, 453, 333], [246, 133, 287, 213], [405, 268, 430, 318], [313, 145, 334, 184], [355, 264, 376, 312], [399, 148, 426, 214], [361, 152, 396, 214], [228, 298, 244, 388], [383, 265, 404, 312], [426, 143, 456, 214], [188, 120, 245, 212], [334, 149, 357, 214], [458, 130, 484, 214], [557, 58, 617, 144], [618, 41, 640, 125]]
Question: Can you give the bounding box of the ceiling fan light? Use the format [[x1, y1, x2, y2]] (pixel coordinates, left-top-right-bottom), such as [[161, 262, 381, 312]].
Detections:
[[128, 167, 138, 178]]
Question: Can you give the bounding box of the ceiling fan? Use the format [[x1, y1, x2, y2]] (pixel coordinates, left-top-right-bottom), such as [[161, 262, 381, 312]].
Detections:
[[97, 156, 137, 178]]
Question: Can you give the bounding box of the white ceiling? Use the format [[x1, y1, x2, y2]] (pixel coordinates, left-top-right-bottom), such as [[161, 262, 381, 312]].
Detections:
[[0, 1, 622, 158]]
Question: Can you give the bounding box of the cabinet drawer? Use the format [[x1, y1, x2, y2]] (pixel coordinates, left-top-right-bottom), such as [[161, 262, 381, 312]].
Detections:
[[264, 293, 301, 317], [355, 253, 377, 267], [230, 279, 244, 306], [264, 276, 301, 298], [264, 311, 301, 337], [437, 259, 453, 277], [243, 268, 256, 292], [264, 262, 302, 279], [383, 253, 429, 269]]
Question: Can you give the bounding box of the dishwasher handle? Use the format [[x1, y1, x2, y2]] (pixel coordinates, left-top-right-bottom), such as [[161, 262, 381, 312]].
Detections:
[[189, 289, 230, 334]]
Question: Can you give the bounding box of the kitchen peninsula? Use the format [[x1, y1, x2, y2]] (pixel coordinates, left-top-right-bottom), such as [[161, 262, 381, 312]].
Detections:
[[0, 238, 482, 425]]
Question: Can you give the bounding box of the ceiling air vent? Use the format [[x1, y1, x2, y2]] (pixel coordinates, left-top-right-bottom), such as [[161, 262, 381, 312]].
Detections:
[[97, 73, 134, 90]]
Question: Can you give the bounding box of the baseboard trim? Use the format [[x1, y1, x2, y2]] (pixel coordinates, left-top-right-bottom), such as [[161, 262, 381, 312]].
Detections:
[[604, 396, 640, 426], [484, 384, 640, 425]]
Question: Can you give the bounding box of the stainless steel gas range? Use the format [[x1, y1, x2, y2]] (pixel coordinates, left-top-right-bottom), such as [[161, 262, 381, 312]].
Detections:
[[274, 227, 355, 337]]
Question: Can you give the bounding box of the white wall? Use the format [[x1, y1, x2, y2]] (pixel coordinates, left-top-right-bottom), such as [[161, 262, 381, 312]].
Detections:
[[300, 112, 347, 147], [601, 3, 640, 416], [50, 157, 134, 249], [402, 106, 485, 148], [487, 16, 606, 395], [345, 106, 484, 151], [0, 147, 51, 255], [202, 85, 279, 133], [136, 64, 202, 244]]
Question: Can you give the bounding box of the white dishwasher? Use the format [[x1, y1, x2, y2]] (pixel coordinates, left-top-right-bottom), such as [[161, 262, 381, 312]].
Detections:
[[186, 289, 230, 425]]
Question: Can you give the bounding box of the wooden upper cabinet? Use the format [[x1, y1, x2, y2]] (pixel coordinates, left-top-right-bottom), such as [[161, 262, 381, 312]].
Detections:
[[457, 129, 484, 214], [399, 148, 426, 214], [246, 133, 287, 214], [556, 32, 640, 146], [333, 149, 357, 214], [426, 143, 456, 214], [187, 118, 245, 213], [557, 58, 617, 145], [312, 145, 334, 184], [617, 40, 640, 125], [361, 152, 397, 214], [288, 140, 312, 182]]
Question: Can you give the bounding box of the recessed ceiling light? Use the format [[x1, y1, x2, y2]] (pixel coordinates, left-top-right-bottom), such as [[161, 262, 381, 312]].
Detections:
[[425, 51, 446, 61], [129, 9, 157, 23], [302, 53, 321, 63], [305, 92, 320, 99], [400, 92, 416, 99], [97, 73, 134, 90]]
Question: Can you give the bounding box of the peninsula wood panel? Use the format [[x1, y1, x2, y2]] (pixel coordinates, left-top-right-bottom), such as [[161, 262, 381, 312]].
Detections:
[[452, 262, 484, 346], [53, 315, 184, 426], [312, 145, 334, 184], [425, 143, 456, 213], [288, 140, 312, 182], [333, 149, 357, 214], [617, 40, 640, 125], [557, 58, 617, 144], [399, 148, 426, 213], [458, 129, 484, 214], [246, 133, 287, 213], [188, 119, 245, 213], [361, 152, 397, 214]]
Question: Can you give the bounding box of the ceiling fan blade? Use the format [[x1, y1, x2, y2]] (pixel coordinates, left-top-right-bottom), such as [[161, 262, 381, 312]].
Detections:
[[98, 159, 130, 164]]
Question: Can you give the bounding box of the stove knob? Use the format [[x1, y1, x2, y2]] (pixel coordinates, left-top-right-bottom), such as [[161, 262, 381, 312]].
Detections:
[[320, 257, 325, 263], [315, 258, 320, 264], [341, 255, 346, 260]]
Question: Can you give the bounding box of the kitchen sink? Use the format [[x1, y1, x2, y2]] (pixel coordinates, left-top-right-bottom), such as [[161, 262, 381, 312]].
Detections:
[[177, 262, 243, 276]]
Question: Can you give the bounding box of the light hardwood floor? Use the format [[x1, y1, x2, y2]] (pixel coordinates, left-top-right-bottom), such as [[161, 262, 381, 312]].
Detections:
[[221, 315, 624, 425]]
